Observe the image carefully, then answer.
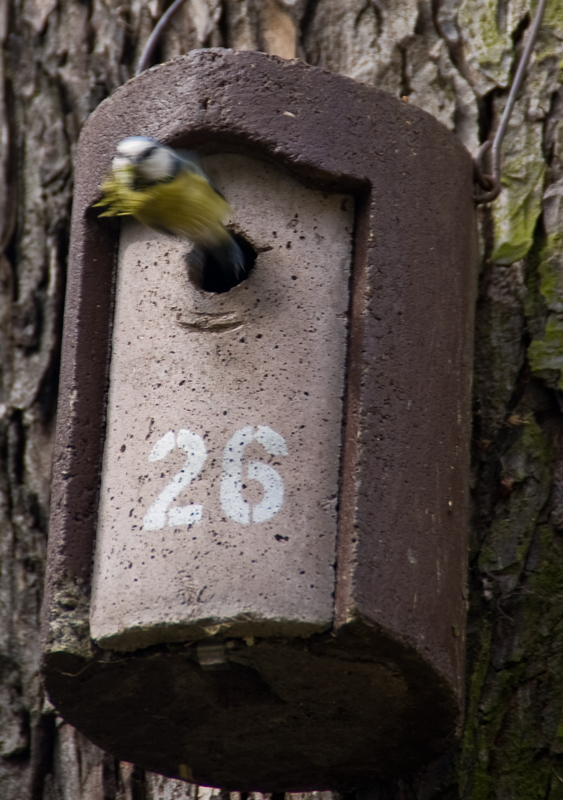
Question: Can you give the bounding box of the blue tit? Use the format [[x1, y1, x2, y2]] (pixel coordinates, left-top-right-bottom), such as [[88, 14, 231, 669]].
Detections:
[[96, 136, 245, 291]]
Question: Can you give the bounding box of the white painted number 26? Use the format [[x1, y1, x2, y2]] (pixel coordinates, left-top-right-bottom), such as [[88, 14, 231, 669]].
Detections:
[[142, 426, 287, 531]]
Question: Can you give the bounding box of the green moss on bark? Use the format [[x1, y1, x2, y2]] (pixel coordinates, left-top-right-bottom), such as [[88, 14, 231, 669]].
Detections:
[[491, 152, 545, 265], [528, 233, 563, 386]]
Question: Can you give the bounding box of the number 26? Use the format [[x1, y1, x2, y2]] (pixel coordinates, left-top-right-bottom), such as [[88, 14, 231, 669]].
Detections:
[[142, 426, 288, 531]]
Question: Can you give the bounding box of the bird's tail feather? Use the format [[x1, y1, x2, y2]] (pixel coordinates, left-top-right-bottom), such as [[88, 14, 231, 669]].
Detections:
[[187, 234, 246, 293]]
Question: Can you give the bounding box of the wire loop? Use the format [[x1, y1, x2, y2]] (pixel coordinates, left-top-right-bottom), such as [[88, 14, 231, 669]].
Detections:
[[473, 141, 501, 202]]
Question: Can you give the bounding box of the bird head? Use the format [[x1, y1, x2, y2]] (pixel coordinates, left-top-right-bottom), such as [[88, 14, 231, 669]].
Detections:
[[112, 137, 180, 189]]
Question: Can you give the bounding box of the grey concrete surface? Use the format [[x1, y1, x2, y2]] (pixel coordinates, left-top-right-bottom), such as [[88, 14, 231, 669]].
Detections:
[[90, 154, 354, 650]]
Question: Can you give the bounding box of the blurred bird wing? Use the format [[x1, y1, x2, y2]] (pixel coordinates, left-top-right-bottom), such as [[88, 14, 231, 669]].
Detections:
[[95, 162, 232, 245], [174, 149, 201, 170], [175, 151, 227, 202], [133, 170, 231, 244]]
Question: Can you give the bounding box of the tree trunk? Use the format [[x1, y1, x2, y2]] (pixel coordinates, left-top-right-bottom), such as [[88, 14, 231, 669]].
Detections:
[[1, 0, 562, 797]]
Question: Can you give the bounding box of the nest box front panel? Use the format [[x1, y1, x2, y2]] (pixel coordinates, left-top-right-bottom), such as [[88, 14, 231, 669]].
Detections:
[[90, 154, 354, 651]]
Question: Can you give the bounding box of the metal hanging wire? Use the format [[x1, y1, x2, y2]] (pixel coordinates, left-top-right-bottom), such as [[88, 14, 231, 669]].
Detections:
[[136, 0, 189, 76], [474, 0, 548, 204]]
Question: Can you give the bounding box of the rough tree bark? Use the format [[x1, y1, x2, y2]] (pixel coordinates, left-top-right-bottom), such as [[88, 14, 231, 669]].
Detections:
[[1, 0, 562, 798]]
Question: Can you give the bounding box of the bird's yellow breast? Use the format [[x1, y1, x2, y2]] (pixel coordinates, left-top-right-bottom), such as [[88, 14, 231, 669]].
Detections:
[[97, 169, 231, 245]]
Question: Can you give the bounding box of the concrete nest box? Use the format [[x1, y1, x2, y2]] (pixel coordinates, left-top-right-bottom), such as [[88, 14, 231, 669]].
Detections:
[[42, 49, 478, 791]]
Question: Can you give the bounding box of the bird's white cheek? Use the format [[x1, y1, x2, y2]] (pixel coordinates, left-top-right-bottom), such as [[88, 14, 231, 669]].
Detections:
[[139, 148, 177, 183]]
